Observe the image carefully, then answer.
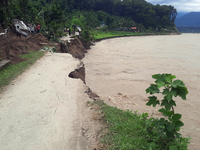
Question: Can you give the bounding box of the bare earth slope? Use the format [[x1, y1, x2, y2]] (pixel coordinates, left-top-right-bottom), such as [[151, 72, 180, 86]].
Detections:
[[83, 34, 200, 150], [0, 52, 99, 150]]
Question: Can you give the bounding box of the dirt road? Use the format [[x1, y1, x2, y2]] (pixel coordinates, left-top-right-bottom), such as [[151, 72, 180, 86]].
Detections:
[[83, 34, 200, 150], [0, 52, 99, 150]]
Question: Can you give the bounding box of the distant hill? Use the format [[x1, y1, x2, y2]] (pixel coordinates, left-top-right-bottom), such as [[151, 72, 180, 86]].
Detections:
[[176, 12, 187, 19], [176, 27, 200, 33], [175, 12, 200, 27]]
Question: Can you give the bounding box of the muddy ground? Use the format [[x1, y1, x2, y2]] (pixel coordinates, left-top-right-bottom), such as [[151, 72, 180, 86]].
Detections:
[[0, 29, 48, 64], [0, 27, 89, 65]]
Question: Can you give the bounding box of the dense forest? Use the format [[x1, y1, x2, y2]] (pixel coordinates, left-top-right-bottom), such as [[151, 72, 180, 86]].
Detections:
[[0, 0, 177, 36]]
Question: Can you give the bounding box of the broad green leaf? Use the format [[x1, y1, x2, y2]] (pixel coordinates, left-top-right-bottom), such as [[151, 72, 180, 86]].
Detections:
[[152, 74, 164, 81], [162, 88, 170, 95], [170, 100, 176, 106], [174, 120, 184, 128], [153, 74, 176, 84], [146, 84, 159, 94], [169, 145, 178, 150], [158, 118, 168, 126], [171, 88, 178, 97], [171, 80, 185, 88], [163, 89, 172, 100], [161, 99, 176, 111], [142, 113, 149, 118], [175, 127, 180, 131], [164, 95, 172, 101], [161, 99, 171, 111], [168, 117, 173, 122], [176, 86, 188, 100], [166, 129, 175, 137], [166, 122, 175, 132], [153, 74, 166, 88], [167, 111, 174, 118], [175, 132, 182, 138], [146, 96, 159, 107], [157, 81, 165, 88], [163, 89, 177, 100], [160, 118, 165, 122], [159, 108, 168, 116], [170, 89, 177, 97], [165, 74, 176, 83], [159, 108, 166, 113], [172, 114, 182, 121]]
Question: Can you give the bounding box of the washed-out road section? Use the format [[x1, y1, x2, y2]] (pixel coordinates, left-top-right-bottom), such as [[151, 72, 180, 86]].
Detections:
[[0, 52, 98, 150]]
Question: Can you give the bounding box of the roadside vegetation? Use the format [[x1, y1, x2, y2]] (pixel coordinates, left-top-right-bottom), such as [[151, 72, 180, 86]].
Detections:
[[87, 74, 190, 150], [0, 51, 45, 91]]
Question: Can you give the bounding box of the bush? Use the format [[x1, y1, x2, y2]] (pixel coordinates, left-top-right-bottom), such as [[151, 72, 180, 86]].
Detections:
[[81, 30, 91, 41], [99, 26, 108, 31], [145, 73, 190, 149]]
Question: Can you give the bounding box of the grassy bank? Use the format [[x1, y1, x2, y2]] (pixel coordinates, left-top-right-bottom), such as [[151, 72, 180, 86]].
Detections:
[[91, 30, 178, 40], [88, 100, 189, 150], [0, 51, 45, 91], [91, 30, 146, 40]]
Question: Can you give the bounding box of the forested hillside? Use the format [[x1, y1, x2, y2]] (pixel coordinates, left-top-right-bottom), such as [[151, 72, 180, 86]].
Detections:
[[0, 0, 177, 36]]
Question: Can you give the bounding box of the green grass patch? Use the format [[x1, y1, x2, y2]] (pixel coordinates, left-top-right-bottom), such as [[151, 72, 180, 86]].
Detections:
[[91, 30, 178, 40], [0, 51, 45, 90], [88, 100, 189, 150], [91, 30, 147, 40]]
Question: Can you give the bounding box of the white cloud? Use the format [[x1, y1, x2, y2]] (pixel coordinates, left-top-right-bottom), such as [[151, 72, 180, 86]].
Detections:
[[146, 0, 200, 12]]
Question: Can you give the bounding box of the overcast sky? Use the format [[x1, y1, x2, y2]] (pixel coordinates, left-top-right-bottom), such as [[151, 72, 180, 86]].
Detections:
[[145, 0, 200, 13]]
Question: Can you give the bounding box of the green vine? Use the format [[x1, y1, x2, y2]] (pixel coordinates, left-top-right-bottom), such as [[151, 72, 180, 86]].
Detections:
[[146, 74, 188, 139]]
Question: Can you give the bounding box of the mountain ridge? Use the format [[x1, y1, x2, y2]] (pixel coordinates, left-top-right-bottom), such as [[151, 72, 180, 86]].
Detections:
[[175, 12, 200, 27]]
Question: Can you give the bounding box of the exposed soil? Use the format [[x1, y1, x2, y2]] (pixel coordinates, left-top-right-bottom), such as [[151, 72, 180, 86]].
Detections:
[[0, 27, 91, 66], [69, 65, 86, 84], [59, 35, 100, 100], [66, 37, 88, 59], [0, 27, 94, 96], [68, 64, 100, 101], [0, 29, 49, 64], [85, 88, 99, 100]]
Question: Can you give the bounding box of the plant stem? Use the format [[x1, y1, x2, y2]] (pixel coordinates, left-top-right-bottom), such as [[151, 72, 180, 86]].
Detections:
[[171, 106, 175, 114]]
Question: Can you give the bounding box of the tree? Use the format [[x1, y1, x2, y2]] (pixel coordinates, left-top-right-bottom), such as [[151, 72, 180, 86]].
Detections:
[[161, 16, 169, 28], [0, 0, 14, 27]]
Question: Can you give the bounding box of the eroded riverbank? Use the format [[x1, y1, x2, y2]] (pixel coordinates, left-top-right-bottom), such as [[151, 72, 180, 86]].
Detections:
[[0, 37, 100, 150], [83, 34, 200, 150]]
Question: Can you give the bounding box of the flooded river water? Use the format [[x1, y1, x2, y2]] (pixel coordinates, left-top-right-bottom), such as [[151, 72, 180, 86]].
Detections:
[[83, 34, 200, 150]]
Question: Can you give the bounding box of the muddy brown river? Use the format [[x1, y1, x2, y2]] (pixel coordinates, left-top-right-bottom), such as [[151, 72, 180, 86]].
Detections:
[[83, 34, 200, 150]]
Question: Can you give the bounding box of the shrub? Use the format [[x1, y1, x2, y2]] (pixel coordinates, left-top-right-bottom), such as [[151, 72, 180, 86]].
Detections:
[[145, 73, 190, 149]]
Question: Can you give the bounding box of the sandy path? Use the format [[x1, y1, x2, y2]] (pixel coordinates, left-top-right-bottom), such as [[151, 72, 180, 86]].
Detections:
[[83, 34, 200, 150], [0, 52, 98, 150]]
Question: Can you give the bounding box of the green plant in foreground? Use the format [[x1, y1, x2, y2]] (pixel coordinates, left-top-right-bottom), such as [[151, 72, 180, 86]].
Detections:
[[146, 74, 188, 140]]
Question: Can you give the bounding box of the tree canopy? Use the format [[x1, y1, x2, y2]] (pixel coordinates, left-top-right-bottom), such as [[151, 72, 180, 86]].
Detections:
[[0, 0, 177, 35]]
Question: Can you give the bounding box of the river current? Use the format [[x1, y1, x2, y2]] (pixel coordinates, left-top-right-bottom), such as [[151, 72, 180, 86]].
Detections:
[[83, 34, 200, 150]]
